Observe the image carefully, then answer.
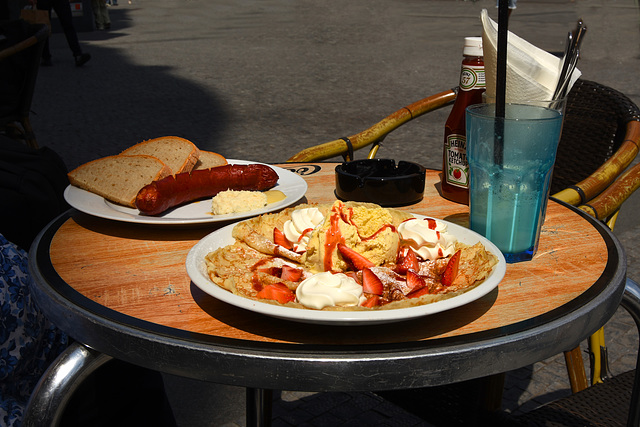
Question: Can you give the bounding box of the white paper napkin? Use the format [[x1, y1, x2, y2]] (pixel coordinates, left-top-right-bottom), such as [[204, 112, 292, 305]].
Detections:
[[481, 9, 580, 102]]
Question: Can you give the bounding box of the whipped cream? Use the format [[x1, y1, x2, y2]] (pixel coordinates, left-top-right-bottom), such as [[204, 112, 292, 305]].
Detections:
[[295, 271, 363, 309], [398, 218, 457, 260], [283, 207, 325, 252]]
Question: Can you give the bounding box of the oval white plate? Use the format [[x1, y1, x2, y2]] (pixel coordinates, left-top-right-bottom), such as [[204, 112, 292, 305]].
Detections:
[[64, 160, 307, 225], [186, 215, 506, 325]]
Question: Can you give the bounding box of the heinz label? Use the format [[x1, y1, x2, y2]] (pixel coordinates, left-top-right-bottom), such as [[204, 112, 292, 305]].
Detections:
[[459, 65, 486, 92], [445, 134, 469, 187]]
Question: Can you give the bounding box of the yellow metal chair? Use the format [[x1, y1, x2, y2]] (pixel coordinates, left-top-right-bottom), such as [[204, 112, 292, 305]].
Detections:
[[551, 79, 640, 392], [288, 79, 640, 397]]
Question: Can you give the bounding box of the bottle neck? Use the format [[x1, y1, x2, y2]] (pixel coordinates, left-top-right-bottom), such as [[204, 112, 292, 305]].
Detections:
[[462, 55, 483, 63]]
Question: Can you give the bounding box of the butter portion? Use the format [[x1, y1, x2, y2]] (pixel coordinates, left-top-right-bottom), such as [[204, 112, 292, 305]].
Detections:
[[211, 190, 267, 215]]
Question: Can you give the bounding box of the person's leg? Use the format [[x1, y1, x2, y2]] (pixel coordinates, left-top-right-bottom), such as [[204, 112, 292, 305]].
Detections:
[[508, 0, 517, 17], [50, 0, 91, 66], [101, 0, 111, 29], [91, 0, 104, 29], [91, 0, 110, 30], [50, 0, 82, 56], [35, 0, 53, 63]]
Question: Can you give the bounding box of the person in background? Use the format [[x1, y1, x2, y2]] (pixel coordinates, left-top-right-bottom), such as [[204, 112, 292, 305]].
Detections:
[[32, 0, 91, 66], [91, 0, 110, 30], [497, 0, 517, 18], [0, 233, 69, 426]]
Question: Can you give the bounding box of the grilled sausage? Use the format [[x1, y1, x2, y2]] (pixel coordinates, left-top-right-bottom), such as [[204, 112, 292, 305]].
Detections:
[[135, 164, 279, 215]]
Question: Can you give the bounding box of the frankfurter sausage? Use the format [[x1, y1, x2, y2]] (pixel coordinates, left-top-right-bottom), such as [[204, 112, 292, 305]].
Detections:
[[135, 164, 279, 215]]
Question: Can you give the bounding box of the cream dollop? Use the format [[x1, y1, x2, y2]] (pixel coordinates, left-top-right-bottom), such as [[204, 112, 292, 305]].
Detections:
[[295, 272, 362, 309], [398, 218, 457, 260], [283, 207, 325, 252]]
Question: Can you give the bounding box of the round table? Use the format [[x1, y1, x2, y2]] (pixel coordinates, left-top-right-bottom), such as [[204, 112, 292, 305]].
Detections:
[[25, 164, 627, 426]]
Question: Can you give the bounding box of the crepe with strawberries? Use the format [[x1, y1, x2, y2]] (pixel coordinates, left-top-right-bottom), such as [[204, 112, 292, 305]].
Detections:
[[204, 201, 498, 311]]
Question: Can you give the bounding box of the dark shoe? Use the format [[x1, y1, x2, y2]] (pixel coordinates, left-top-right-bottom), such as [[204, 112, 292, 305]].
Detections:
[[41, 57, 53, 66], [104, 23, 111, 30], [75, 53, 91, 67]]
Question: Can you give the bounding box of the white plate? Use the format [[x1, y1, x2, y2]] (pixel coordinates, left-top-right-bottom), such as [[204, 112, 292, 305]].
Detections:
[[64, 160, 307, 225], [186, 215, 506, 325]]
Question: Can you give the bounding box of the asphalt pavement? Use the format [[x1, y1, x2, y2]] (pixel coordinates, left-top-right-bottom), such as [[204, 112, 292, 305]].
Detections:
[[27, 0, 640, 425]]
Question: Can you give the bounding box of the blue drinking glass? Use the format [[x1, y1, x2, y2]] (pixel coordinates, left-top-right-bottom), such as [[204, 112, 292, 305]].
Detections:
[[466, 102, 564, 262]]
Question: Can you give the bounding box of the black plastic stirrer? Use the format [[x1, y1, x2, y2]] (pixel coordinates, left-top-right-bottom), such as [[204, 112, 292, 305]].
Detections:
[[495, 0, 509, 166]]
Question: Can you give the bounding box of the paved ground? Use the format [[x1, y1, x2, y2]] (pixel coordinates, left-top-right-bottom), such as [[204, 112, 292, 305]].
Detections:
[[24, 0, 640, 425]]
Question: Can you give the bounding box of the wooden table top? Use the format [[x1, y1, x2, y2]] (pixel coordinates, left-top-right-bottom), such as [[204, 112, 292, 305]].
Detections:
[[44, 163, 618, 348]]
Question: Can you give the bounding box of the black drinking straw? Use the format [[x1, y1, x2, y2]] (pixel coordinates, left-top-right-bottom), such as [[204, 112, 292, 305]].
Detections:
[[495, 0, 509, 166]]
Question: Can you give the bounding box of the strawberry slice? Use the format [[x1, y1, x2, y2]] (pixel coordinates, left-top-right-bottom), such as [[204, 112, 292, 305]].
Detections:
[[280, 265, 303, 282], [362, 268, 384, 295], [361, 295, 380, 307], [256, 283, 295, 304], [337, 243, 375, 270], [257, 266, 280, 276], [406, 270, 426, 293], [396, 247, 419, 274], [407, 286, 431, 299], [344, 271, 360, 284], [273, 227, 293, 250], [441, 250, 461, 287]]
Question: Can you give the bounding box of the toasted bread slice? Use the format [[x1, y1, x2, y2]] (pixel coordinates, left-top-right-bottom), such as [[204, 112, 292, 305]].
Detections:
[[68, 155, 171, 207], [193, 150, 228, 170], [121, 136, 200, 174]]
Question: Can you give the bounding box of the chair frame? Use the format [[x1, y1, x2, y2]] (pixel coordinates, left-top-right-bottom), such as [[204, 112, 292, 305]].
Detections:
[[287, 88, 457, 162], [550, 80, 640, 393]]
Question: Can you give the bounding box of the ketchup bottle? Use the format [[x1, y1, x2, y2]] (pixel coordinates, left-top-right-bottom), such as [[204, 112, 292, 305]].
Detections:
[[441, 36, 485, 205]]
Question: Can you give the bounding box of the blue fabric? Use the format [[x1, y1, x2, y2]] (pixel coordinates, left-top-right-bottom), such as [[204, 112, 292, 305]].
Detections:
[[0, 234, 68, 427]]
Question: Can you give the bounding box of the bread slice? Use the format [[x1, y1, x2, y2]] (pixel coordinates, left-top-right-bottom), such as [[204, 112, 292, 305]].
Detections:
[[120, 136, 200, 174], [193, 150, 228, 170], [68, 155, 171, 207]]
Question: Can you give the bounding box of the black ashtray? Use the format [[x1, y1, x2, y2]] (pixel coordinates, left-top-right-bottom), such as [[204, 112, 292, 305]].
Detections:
[[335, 159, 426, 206]]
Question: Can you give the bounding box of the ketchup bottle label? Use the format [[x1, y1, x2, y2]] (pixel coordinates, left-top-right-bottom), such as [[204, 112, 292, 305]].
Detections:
[[459, 65, 485, 91], [444, 134, 469, 187]]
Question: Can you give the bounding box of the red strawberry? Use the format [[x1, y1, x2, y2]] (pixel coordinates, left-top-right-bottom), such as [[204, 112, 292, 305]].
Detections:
[[344, 271, 360, 284], [280, 265, 303, 282], [361, 295, 380, 307], [273, 227, 293, 250], [396, 247, 419, 274], [408, 286, 431, 299], [362, 268, 384, 295], [406, 270, 426, 293], [256, 283, 295, 304], [257, 266, 281, 277], [441, 250, 461, 287], [337, 244, 375, 270]]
